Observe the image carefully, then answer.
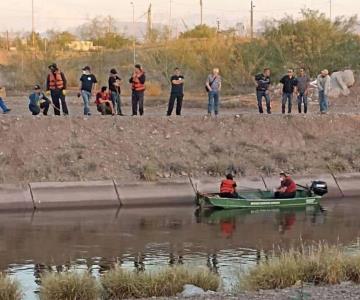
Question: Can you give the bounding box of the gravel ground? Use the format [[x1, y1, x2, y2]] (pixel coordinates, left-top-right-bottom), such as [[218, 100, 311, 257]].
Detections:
[[133, 282, 360, 299]]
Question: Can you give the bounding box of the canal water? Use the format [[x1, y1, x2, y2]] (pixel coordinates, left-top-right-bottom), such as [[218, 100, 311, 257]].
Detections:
[[1, 197, 360, 299]]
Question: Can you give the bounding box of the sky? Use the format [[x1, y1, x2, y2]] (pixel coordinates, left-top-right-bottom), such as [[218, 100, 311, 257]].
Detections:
[[0, 0, 357, 33]]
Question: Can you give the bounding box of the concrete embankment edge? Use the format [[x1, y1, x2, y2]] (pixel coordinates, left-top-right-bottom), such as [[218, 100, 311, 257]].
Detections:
[[0, 173, 358, 211]]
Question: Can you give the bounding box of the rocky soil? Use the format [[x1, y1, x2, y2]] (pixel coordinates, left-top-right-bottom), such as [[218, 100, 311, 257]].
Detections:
[[0, 110, 360, 184]]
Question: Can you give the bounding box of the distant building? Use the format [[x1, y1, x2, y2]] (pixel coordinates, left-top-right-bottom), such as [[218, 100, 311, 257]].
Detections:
[[67, 40, 103, 51]]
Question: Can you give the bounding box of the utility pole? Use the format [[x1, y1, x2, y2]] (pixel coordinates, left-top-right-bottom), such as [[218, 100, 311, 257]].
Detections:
[[32, 0, 35, 48], [250, 0, 255, 39], [216, 18, 220, 32], [146, 3, 152, 41], [200, 0, 203, 25], [169, 0, 172, 39], [329, 0, 332, 20], [131, 1, 136, 65], [6, 30, 9, 51]]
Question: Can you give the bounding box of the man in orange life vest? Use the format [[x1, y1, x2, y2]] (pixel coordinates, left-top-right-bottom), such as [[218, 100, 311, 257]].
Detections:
[[220, 174, 239, 198], [129, 64, 146, 116], [274, 171, 297, 199], [46, 63, 68, 115]]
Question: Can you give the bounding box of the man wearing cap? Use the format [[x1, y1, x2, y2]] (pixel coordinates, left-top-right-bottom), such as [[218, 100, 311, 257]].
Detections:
[[46, 63, 68, 115], [274, 172, 297, 199], [108, 68, 123, 115], [129, 64, 146, 116], [317, 69, 331, 114], [28, 85, 51, 115], [79, 66, 97, 116]]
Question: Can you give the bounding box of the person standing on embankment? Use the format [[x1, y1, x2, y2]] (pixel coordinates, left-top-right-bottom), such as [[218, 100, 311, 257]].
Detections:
[[0, 86, 11, 114], [108, 68, 123, 115], [280, 69, 298, 114], [167, 67, 184, 116], [254, 68, 272, 114], [129, 64, 146, 116], [79, 66, 97, 116], [205, 68, 221, 116], [296, 68, 311, 114], [317, 69, 331, 114], [46, 63, 69, 116]]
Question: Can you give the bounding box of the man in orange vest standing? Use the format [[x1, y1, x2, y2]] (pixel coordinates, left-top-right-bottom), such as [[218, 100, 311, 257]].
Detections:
[[219, 174, 239, 198], [129, 64, 146, 116], [46, 63, 69, 116]]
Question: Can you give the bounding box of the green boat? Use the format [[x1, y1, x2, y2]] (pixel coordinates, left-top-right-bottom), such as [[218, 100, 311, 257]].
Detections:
[[196, 188, 323, 210]]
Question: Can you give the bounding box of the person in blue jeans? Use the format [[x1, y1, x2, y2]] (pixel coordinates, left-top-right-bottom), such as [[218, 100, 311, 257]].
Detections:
[[0, 87, 11, 114], [206, 68, 221, 116], [0, 97, 10, 114], [296, 68, 310, 114], [254, 68, 272, 114], [316, 69, 331, 114], [79, 66, 97, 116], [280, 69, 298, 114]]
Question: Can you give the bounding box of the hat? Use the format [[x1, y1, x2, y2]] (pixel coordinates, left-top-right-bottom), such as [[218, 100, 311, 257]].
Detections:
[[110, 68, 118, 74], [82, 66, 91, 71], [48, 63, 57, 70], [279, 171, 287, 176], [34, 84, 41, 90]]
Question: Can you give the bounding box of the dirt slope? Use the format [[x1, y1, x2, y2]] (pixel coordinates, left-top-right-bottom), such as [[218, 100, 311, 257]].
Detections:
[[0, 113, 360, 184]]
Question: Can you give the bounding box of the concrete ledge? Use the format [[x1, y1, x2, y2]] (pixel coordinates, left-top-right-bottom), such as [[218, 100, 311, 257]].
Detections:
[[0, 173, 358, 211], [0, 184, 34, 211], [335, 173, 360, 197], [30, 181, 120, 209], [116, 181, 194, 207]]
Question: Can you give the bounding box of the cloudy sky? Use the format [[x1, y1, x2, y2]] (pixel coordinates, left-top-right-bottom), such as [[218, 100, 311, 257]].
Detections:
[[0, 0, 357, 32]]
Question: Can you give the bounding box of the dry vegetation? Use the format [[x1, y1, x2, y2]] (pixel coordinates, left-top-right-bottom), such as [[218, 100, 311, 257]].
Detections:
[[101, 266, 220, 299], [241, 243, 360, 291], [0, 274, 22, 300]]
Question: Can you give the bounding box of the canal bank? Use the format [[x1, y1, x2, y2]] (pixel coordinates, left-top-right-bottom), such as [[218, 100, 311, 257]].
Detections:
[[0, 172, 359, 210]]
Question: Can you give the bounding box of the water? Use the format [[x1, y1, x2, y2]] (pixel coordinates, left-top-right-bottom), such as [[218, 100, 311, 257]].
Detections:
[[2, 197, 360, 299]]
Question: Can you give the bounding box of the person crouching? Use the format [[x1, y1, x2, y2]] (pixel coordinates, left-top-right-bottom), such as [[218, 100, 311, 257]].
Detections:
[[28, 85, 51, 115], [274, 172, 297, 199], [95, 86, 115, 115], [220, 174, 239, 198]]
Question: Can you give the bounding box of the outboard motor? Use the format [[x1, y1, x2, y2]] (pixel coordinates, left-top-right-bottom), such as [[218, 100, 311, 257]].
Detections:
[[310, 181, 328, 196]]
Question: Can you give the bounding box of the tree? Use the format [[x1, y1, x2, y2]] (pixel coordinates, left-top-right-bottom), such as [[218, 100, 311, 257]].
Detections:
[[47, 31, 76, 50], [94, 32, 131, 49], [180, 25, 217, 39]]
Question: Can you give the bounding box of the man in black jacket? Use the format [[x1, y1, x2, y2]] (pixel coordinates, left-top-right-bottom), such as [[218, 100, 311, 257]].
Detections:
[[280, 69, 298, 114], [167, 68, 184, 116]]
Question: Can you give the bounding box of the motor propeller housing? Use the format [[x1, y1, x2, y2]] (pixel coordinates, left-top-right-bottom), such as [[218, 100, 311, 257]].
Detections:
[[310, 181, 328, 196]]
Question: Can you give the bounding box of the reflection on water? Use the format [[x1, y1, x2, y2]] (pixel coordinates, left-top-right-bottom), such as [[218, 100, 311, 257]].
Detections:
[[1, 198, 360, 299]]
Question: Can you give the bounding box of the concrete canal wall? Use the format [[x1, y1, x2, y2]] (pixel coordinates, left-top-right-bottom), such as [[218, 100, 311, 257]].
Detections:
[[0, 173, 359, 211]]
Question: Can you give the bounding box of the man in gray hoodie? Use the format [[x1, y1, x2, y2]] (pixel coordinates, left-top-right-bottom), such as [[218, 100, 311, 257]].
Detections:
[[316, 69, 331, 114]]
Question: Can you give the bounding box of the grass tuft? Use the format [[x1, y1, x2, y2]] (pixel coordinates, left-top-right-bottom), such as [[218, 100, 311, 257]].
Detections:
[[241, 243, 360, 291], [39, 272, 100, 300], [101, 266, 220, 299], [0, 274, 21, 300]]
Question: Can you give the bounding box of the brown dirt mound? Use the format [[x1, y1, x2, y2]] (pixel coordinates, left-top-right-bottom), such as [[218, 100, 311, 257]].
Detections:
[[0, 114, 360, 184]]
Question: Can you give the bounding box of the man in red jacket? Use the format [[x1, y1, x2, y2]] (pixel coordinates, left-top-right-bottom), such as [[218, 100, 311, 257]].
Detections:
[[220, 174, 239, 198], [274, 171, 297, 199]]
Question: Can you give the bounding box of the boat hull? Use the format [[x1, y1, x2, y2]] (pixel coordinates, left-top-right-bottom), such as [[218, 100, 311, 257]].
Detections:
[[197, 190, 321, 209]]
